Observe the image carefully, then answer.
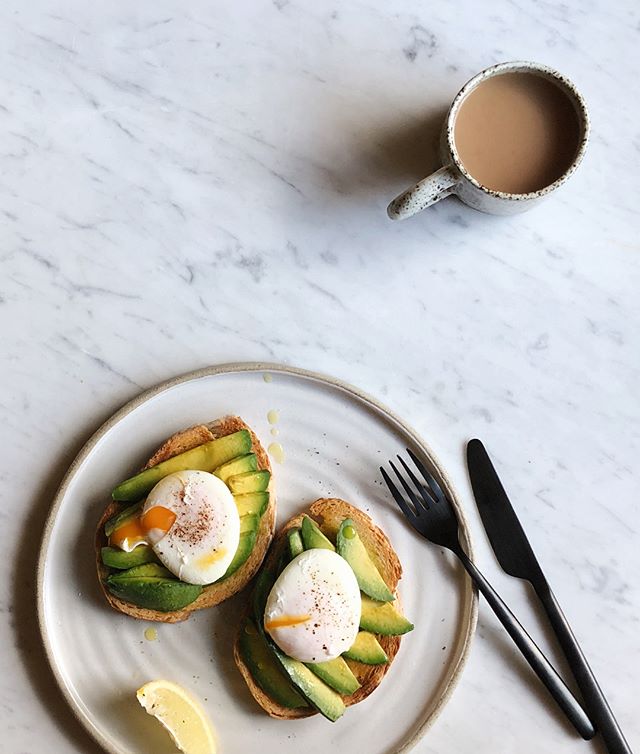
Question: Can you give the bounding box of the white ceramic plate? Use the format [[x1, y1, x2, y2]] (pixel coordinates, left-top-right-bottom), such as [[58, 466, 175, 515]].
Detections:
[[38, 364, 477, 754]]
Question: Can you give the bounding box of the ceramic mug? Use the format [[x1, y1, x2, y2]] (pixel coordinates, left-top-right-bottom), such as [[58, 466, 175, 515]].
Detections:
[[387, 61, 589, 220]]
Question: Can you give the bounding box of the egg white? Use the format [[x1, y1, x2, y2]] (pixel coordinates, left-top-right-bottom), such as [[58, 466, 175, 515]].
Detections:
[[143, 470, 240, 585], [264, 548, 361, 663]]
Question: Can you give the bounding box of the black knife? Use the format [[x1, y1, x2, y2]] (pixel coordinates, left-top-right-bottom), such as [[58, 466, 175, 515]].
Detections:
[[467, 438, 632, 754]]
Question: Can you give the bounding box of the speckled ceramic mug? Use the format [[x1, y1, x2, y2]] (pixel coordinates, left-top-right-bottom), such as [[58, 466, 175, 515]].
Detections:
[[387, 61, 589, 219]]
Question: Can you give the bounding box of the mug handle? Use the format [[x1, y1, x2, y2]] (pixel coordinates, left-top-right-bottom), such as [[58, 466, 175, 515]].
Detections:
[[387, 165, 459, 220]]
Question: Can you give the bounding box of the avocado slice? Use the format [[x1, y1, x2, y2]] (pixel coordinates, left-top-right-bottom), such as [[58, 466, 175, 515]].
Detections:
[[101, 545, 158, 570], [214, 453, 258, 482], [238, 618, 308, 709], [106, 577, 202, 611], [271, 646, 346, 721], [343, 631, 388, 665], [240, 513, 259, 535], [287, 528, 304, 560], [219, 514, 260, 580], [222, 530, 257, 579], [112, 430, 252, 501], [234, 492, 269, 518], [252, 568, 276, 622], [108, 562, 174, 580], [276, 539, 293, 576], [228, 470, 270, 494], [359, 595, 414, 636], [336, 519, 395, 602], [104, 501, 143, 537], [300, 516, 335, 551], [304, 656, 360, 695]]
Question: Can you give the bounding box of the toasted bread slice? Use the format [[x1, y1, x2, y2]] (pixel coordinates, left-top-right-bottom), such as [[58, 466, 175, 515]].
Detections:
[[95, 415, 276, 623], [234, 498, 404, 719]]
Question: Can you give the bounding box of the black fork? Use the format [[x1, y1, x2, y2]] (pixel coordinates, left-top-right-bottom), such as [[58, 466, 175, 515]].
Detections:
[[381, 449, 595, 741]]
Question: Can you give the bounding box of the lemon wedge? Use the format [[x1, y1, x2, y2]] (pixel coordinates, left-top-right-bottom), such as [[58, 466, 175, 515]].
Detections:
[[136, 680, 217, 754]]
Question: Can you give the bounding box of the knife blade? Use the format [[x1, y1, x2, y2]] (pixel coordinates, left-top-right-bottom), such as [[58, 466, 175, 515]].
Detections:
[[466, 437, 545, 587], [466, 438, 633, 754]]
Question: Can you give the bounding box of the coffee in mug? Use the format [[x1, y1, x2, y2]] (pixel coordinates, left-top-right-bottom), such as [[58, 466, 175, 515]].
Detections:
[[454, 72, 581, 195], [387, 61, 589, 219]]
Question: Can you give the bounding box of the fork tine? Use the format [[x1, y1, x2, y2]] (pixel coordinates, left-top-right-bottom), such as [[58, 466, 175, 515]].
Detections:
[[380, 466, 417, 522], [397, 455, 436, 509], [407, 447, 446, 502], [389, 460, 425, 514]]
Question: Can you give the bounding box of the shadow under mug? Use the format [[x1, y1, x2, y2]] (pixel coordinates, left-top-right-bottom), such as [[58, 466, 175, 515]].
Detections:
[[387, 61, 590, 220]]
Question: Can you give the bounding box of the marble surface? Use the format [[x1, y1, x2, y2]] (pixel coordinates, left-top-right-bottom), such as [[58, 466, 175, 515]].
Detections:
[[1, 1, 638, 752]]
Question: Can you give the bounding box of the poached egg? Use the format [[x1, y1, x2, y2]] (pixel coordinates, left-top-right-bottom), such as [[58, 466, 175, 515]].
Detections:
[[111, 469, 240, 585], [264, 548, 361, 663]]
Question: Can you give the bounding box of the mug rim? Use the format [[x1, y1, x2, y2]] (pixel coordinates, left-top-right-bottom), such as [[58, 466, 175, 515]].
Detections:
[[445, 60, 590, 201]]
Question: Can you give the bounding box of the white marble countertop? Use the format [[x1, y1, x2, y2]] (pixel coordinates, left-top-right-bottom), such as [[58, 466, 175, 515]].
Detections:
[[2, 1, 639, 752]]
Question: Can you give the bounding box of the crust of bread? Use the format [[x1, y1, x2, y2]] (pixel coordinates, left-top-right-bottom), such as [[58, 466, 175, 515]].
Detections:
[[234, 499, 404, 719], [95, 416, 276, 623]]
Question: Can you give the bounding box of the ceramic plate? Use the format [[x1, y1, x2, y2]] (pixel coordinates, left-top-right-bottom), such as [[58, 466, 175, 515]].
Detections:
[[37, 364, 477, 754]]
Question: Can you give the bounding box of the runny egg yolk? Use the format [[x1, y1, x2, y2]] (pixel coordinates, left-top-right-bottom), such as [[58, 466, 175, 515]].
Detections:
[[140, 506, 177, 541], [264, 614, 311, 631], [109, 518, 145, 550], [109, 506, 176, 550]]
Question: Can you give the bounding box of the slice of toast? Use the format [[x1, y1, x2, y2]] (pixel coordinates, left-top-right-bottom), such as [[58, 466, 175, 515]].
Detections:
[[234, 498, 404, 719], [95, 415, 276, 623]]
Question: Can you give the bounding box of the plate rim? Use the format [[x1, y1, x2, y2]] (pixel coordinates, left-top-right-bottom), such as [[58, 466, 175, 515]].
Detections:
[[36, 362, 478, 754]]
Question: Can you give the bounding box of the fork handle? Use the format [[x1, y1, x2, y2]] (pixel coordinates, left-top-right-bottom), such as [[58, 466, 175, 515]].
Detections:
[[534, 582, 632, 753], [456, 548, 595, 740]]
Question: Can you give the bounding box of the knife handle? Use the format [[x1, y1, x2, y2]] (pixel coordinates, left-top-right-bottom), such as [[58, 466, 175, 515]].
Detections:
[[535, 583, 633, 753], [456, 548, 595, 739]]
